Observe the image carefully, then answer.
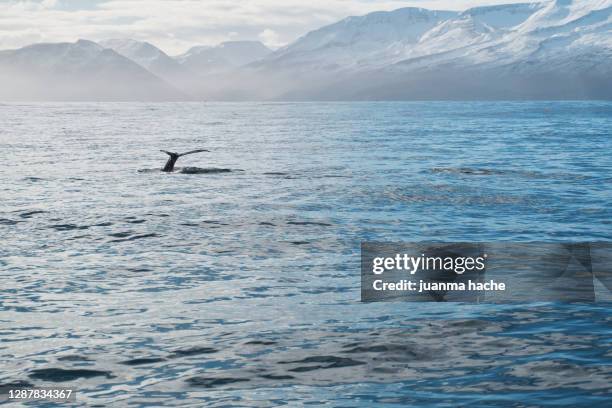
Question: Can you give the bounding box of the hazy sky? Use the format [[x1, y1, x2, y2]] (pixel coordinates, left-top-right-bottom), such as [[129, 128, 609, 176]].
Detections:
[[0, 0, 543, 54]]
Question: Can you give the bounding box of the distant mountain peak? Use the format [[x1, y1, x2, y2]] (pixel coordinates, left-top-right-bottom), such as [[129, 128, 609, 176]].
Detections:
[[267, 6, 457, 68], [101, 38, 158, 50], [176, 40, 272, 74], [23, 38, 101, 51], [99, 38, 196, 93], [0, 40, 182, 100], [75, 38, 101, 47], [100, 38, 169, 66]]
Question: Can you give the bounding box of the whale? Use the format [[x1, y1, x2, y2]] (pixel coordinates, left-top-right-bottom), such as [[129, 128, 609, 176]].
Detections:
[[160, 149, 209, 172]]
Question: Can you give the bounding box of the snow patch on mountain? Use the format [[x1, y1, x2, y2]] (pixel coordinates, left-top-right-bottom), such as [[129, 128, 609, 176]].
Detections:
[[417, 16, 496, 54], [517, 0, 611, 32], [460, 3, 544, 29]]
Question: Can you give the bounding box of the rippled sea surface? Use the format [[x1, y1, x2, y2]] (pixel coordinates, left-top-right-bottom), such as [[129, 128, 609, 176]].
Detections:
[[1, 102, 611, 407]]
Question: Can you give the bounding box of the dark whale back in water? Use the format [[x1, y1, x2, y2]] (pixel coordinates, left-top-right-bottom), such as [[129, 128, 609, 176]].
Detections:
[[161, 149, 209, 172], [137, 167, 238, 174], [135, 150, 239, 174], [179, 167, 233, 174]]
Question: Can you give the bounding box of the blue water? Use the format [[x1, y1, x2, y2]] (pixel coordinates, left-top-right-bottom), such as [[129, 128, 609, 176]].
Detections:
[[1, 102, 611, 406]]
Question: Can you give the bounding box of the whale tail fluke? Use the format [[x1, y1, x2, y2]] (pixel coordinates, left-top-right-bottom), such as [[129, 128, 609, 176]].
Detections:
[[178, 149, 209, 157], [161, 149, 209, 172]]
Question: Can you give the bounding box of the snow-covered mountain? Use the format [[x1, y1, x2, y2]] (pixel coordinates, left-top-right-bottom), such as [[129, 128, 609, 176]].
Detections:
[[176, 41, 272, 75], [262, 7, 457, 71], [228, 0, 612, 100], [0, 39, 183, 100], [100, 39, 185, 75], [0, 0, 610, 100], [423, 0, 611, 69], [362, 0, 612, 99], [99, 38, 196, 92]]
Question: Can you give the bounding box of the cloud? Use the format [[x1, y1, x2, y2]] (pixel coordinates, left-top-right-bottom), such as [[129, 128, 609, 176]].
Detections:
[[258, 28, 283, 49], [0, 0, 544, 54], [41, 0, 58, 8]]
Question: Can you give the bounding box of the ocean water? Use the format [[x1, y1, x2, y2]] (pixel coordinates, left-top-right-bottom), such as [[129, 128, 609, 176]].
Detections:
[[1, 101, 611, 407]]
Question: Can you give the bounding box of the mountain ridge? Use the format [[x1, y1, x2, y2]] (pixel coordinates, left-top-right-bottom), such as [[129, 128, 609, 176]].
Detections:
[[0, 0, 610, 100], [240, 0, 612, 100], [0, 39, 184, 101]]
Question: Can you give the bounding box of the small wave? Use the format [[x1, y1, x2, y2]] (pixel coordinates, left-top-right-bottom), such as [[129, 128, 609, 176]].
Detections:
[[23, 176, 44, 182], [49, 224, 89, 231], [201, 220, 229, 225], [431, 167, 507, 176], [0, 381, 34, 393], [430, 167, 589, 181], [169, 347, 218, 358], [126, 267, 152, 272], [0, 218, 21, 225], [186, 377, 250, 388], [108, 231, 133, 238], [259, 374, 294, 380], [287, 221, 332, 227], [56, 355, 92, 362], [280, 356, 366, 372], [313, 174, 351, 179], [245, 340, 277, 346], [19, 210, 47, 219], [121, 357, 166, 366], [109, 233, 159, 243], [28, 368, 114, 382], [263, 172, 298, 179]]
